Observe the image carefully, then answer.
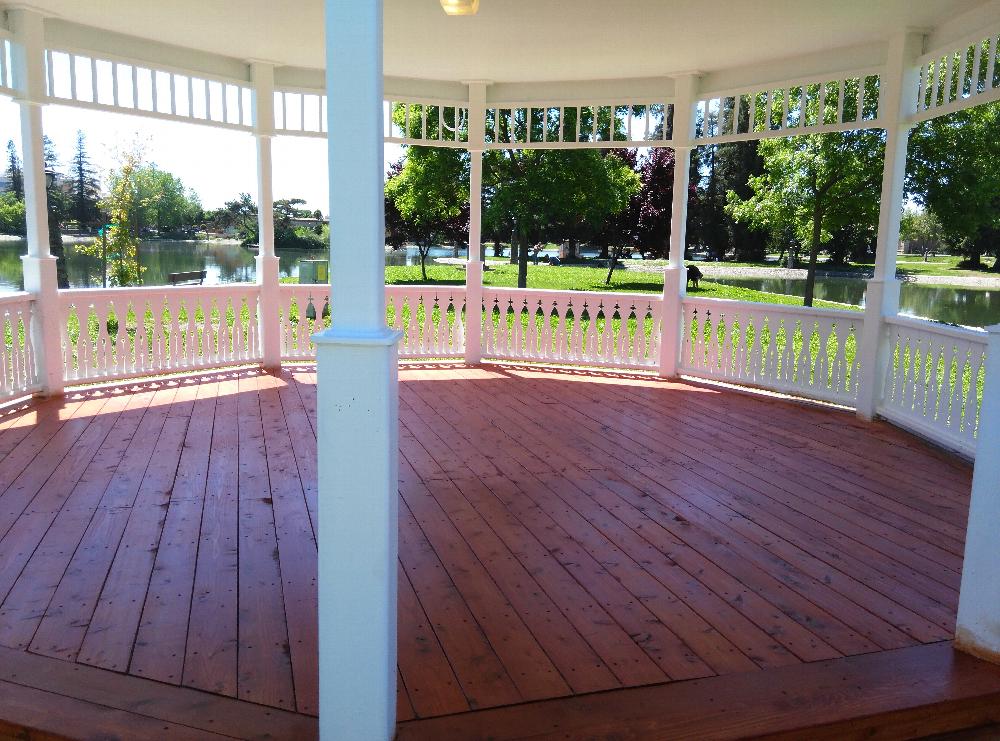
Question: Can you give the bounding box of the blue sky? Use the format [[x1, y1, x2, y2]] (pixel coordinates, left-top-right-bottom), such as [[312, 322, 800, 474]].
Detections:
[[0, 97, 404, 213]]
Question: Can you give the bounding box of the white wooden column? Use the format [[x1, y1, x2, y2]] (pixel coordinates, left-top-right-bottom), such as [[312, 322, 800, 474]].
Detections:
[[658, 74, 698, 377], [10, 8, 62, 396], [251, 61, 281, 369], [956, 324, 1000, 663], [315, 0, 401, 739], [855, 31, 923, 419], [464, 81, 487, 364]]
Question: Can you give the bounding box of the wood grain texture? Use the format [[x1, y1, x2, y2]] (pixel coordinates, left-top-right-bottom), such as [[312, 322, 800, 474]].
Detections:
[[0, 362, 974, 739]]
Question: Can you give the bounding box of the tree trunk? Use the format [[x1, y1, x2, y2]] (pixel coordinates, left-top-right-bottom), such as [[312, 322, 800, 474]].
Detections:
[[604, 249, 618, 285], [419, 243, 429, 282], [517, 229, 529, 288], [803, 208, 822, 307], [492, 238, 502, 257], [567, 237, 577, 260]]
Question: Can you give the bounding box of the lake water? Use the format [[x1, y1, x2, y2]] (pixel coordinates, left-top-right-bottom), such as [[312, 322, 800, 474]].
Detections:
[[709, 276, 1000, 328], [0, 238, 466, 292]]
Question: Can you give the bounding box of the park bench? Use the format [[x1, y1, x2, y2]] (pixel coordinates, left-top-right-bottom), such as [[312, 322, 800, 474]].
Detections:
[[168, 270, 207, 286]]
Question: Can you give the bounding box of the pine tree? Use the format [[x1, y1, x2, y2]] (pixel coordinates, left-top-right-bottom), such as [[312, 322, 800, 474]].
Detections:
[[70, 131, 101, 230], [5, 140, 23, 199]]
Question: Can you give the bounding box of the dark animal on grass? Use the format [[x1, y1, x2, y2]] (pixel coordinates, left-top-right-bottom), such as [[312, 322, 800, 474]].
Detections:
[[687, 264, 703, 290]]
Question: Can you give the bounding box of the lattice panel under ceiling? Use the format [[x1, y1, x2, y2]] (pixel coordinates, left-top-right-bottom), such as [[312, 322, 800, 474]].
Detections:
[[913, 25, 1000, 123], [44, 48, 252, 131], [693, 70, 883, 144]]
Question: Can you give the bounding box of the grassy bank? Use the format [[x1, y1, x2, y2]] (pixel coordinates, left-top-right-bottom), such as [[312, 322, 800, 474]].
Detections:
[[384, 262, 860, 312]]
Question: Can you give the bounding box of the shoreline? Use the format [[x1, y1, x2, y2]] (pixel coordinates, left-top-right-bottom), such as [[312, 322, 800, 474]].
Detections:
[[623, 261, 1000, 289]]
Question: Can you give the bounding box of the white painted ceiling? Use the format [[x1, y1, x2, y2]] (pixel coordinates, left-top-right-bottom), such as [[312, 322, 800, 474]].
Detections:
[[16, 0, 991, 82]]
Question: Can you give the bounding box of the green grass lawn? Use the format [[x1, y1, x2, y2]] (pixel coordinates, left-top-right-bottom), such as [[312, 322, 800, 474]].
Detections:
[[384, 262, 859, 311]]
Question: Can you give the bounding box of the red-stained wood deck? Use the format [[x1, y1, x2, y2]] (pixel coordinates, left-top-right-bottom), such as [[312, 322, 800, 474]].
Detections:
[[0, 362, 985, 739]]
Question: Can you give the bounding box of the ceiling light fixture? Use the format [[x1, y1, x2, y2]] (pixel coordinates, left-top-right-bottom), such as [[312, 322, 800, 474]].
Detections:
[[440, 0, 479, 16]]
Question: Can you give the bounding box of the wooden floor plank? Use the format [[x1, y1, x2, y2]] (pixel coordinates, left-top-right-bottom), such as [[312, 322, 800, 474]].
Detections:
[[0, 387, 158, 651], [258, 371, 319, 715], [76, 382, 198, 671], [130, 377, 219, 684], [28, 385, 180, 662], [235, 372, 295, 710], [183, 376, 240, 698]]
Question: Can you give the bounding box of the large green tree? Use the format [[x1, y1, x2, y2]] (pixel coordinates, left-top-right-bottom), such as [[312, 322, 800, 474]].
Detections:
[[726, 129, 884, 305], [69, 130, 102, 230], [385, 146, 469, 281], [907, 101, 1000, 268], [484, 148, 639, 287]]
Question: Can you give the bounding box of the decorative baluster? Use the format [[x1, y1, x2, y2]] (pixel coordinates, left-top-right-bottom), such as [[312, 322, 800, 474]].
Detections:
[[967, 344, 986, 444], [761, 317, 778, 384], [798, 321, 816, 391], [421, 294, 434, 355]]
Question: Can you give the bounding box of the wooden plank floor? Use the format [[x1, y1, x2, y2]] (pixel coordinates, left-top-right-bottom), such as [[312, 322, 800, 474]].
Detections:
[[0, 362, 973, 738]]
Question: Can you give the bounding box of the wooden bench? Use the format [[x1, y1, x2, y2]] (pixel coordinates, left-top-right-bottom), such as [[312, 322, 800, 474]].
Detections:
[[167, 270, 207, 286]]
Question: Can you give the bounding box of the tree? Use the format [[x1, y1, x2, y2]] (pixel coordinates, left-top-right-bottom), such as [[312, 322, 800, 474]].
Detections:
[[5, 140, 22, 200], [900, 208, 946, 260], [69, 131, 103, 231], [79, 148, 146, 286], [384, 159, 410, 249], [907, 101, 1000, 268], [484, 148, 638, 287], [726, 129, 884, 305], [0, 191, 25, 235], [385, 145, 469, 281], [634, 147, 678, 258]]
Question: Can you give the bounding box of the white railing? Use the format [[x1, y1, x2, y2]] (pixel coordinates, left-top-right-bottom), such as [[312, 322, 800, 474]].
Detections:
[[679, 297, 863, 407], [59, 285, 261, 384], [878, 315, 986, 457], [481, 287, 662, 370], [0, 293, 39, 399], [277, 284, 466, 360], [387, 285, 466, 358], [36, 282, 992, 460]]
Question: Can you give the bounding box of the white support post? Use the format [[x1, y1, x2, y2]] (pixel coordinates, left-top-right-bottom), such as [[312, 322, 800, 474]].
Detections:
[[658, 74, 698, 378], [10, 8, 62, 396], [956, 324, 1000, 664], [855, 31, 923, 420], [251, 61, 281, 369], [464, 81, 487, 364], [315, 0, 400, 739]]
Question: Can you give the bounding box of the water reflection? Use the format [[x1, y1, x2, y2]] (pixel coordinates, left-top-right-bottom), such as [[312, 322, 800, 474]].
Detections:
[[710, 276, 999, 328], [0, 239, 475, 291]]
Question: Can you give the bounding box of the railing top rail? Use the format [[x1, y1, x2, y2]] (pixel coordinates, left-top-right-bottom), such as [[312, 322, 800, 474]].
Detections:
[[682, 295, 863, 321], [58, 284, 260, 301], [885, 313, 988, 341], [0, 292, 34, 306], [483, 286, 662, 304]]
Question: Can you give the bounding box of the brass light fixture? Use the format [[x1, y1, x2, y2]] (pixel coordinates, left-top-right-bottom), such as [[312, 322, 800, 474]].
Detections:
[[440, 0, 479, 15]]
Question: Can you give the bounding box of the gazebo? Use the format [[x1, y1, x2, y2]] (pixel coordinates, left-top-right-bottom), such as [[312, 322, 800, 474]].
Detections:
[[0, 0, 999, 738]]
